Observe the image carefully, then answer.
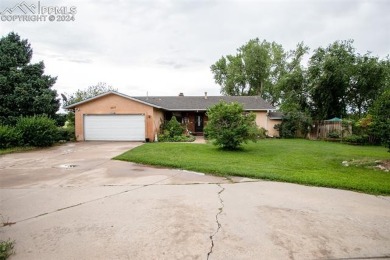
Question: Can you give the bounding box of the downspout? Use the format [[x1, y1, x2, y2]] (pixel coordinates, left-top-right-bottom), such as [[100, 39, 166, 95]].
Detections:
[[266, 109, 269, 134]]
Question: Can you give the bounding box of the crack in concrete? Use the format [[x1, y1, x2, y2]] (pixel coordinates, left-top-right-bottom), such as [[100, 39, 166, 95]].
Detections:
[[207, 184, 225, 260], [0, 143, 101, 170], [0, 173, 180, 227], [102, 182, 227, 187], [377, 196, 390, 203]]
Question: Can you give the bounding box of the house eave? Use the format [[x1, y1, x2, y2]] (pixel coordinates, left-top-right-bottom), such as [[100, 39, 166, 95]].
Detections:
[[63, 91, 163, 110], [163, 108, 271, 112]]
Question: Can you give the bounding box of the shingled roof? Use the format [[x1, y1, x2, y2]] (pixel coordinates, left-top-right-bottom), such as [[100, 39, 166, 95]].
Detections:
[[64, 91, 275, 111], [268, 111, 284, 119], [133, 95, 275, 111]]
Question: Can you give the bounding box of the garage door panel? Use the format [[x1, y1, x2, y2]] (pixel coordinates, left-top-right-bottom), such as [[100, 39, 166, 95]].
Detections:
[[84, 115, 145, 141]]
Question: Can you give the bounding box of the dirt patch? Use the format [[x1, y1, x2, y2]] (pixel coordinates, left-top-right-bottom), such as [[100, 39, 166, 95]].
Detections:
[[342, 159, 390, 172], [377, 160, 390, 172]]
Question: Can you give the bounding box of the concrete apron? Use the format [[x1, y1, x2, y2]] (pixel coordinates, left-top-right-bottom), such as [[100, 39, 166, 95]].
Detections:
[[0, 142, 389, 259]]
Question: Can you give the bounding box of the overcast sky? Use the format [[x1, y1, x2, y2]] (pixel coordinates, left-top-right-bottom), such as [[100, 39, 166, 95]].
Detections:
[[1, 0, 389, 99]]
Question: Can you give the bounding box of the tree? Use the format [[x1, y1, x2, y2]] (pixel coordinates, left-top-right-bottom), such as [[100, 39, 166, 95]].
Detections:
[[63, 82, 117, 107], [308, 40, 356, 120], [63, 82, 117, 128], [369, 89, 390, 151], [277, 42, 310, 113], [0, 32, 59, 125], [204, 101, 258, 150], [210, 38, 287, 105], [347, 55, 389, 117], [307, 40, 389, 120]]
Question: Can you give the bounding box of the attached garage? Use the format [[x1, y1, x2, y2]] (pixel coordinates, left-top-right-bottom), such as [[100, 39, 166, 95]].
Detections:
[[64, 92, 163, 142], [84, 114, 145, 141], [64, 91, 279, 142]]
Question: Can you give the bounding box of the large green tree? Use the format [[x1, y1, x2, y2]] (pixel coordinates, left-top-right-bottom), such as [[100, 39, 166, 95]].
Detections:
[[210, 38, 287, 105], [370, 89, 390, 151], [0, 32, 59, 125], [308, 40, 355, 120], [347, 54, 389, 117], [308, 40, 389, 120], [277, 42, 310, 113]]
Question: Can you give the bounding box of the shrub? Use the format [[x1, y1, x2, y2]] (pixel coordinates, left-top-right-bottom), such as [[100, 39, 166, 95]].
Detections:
[[158, 116, 191, 142], [158, 130, 195, 142], [0, 239, 14, 260], [0, 125, 21, 149], [164, 116, 184, 138], [66, 125, 75, 140], [275, 111, 312, 138], [16, 115, 59, 147], [173, 135, 196, 142], [56, 126, 75, 142], [204, 101, 258, 150], [343, 134, 369, 145], [54, 113, 67, 127], [328, 131, 340, 139], [157, 130, 170, 142], [256, 127, 267, 139], [274, 123, 293, 138]]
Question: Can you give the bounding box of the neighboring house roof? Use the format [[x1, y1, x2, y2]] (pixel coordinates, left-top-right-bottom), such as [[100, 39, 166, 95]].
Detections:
[[64, 91, 276, 111], [268, 111, 283, 120], [133, 95, 275, 111]]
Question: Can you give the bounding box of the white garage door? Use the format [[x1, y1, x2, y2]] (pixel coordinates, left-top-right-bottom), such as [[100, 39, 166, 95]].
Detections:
[[84, 115, 145, 141]]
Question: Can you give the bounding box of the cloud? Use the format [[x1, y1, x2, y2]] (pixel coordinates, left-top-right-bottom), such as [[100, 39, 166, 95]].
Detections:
[[0, 0, 389, 99]]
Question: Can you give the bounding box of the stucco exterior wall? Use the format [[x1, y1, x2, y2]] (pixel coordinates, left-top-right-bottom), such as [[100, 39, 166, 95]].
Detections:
[[267, 119, 281, 137], [254, 111, 281, 137], [153, 108, 164, 138], [74, 94, 158, 141]]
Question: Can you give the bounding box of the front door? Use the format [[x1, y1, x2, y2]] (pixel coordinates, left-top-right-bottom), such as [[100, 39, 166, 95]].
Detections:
[[195, 113, 204, 132]]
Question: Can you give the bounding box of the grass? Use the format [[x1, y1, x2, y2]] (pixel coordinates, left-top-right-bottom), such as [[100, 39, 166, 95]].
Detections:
[[115, 139, 390, 195], [0, 239, 14, 260], [0, 146, 37, 155]]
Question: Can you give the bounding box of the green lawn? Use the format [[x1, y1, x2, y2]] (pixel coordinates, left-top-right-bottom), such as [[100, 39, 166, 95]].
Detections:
[[0, 146, 36, 155], [114, 139, 390, 195]]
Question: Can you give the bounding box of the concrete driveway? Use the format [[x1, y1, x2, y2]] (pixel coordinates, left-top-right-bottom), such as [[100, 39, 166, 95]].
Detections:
[[0, 142, 389, 260]]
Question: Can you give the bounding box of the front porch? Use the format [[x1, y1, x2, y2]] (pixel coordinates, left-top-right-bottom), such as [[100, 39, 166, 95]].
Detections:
[[164, 111, 208, 136]]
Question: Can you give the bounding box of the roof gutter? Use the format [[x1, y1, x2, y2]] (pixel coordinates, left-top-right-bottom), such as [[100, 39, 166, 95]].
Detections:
[[63, 91, 163, 110]]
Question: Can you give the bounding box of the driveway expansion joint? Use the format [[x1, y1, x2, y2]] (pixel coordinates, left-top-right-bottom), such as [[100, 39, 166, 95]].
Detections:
[[0, 173, 181, 227], [207, 183, 225, 260]]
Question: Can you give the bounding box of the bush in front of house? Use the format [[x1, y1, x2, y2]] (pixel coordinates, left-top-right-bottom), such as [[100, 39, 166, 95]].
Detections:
[[164, 116, 184, 138], [0, 116, 74, 150], [56, 125, 75, 142], [16, 115, 59, 147], [158, 116, 195, 142], [0, 125, 22, 149], [204, 101, 258, 150], [255, 127, 268, 139]]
